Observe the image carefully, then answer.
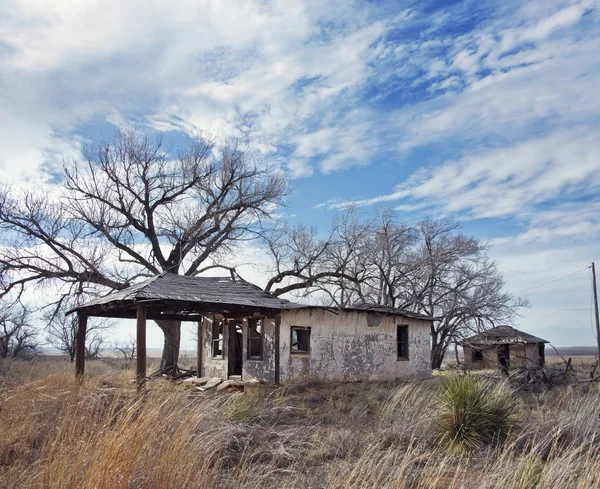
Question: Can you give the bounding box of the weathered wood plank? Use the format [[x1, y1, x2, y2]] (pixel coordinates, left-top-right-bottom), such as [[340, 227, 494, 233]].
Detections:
[[75, 314, 87, 381], [136, 304, 147, 389]]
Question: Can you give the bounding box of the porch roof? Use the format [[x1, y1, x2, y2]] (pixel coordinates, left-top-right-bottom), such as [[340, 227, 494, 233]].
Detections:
[[67, 274, 300, 320]]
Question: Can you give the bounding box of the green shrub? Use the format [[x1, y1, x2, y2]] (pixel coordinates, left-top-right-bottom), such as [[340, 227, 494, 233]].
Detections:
[[436, 374, 520, 453]]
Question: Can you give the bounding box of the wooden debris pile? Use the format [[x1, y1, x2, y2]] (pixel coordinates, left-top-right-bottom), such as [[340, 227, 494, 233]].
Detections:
[[181, 376, 245, 392], [510, 355, 599, 389]]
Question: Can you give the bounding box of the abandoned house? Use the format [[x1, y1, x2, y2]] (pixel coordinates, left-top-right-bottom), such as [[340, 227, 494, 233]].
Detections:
[[462, 325, 548, 370], [68, 274, 433, 384]]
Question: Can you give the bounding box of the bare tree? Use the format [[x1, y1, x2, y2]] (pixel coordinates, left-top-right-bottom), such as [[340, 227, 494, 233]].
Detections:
[[45, 310, 113, 362], [263, 209, 371, 300], [85, 331, 105, 360], [0, 302, 38, 359], [114, 337, 137, 361], [405, 218, 528, 369], [0, 129, 287, 373], [263, 209, 527, 369]]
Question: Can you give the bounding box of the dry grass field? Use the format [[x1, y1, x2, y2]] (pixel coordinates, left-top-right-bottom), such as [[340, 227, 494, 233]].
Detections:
[[1, 357, 600, 489]]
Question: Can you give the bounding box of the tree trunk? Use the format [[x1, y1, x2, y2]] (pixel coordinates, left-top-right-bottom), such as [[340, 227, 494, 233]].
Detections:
[[454, 342, 462, 366], [430, 327, 447, 370], [431, 343, 446, 369], [155, 320, 181, 374]]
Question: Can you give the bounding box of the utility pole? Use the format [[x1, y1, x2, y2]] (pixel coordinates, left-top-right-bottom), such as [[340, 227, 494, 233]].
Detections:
[[592, 263, 600, 360]]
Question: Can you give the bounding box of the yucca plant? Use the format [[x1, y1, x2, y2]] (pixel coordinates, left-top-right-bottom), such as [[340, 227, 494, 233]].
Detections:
[[436, 374, 521, 453]]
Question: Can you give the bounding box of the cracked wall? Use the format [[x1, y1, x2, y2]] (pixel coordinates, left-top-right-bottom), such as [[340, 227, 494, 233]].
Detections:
[[201, 315, 277, 382], [279, 308, 432, 382], [464, 343, 544, 369]]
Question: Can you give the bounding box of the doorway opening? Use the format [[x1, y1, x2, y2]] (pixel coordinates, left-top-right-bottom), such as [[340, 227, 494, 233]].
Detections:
[[538, 343, 545, 367], [497, 344, 510, 374], [228, 320, 243, 377]]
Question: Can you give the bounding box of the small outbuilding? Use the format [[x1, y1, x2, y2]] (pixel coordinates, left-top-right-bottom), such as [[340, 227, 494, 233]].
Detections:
[[462, 325, 548, 370], [69, 274, 433, 385]]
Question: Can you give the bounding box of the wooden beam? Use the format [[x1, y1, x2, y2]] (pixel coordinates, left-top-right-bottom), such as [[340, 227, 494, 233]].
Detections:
[[148, 314, 204, 321], [76, 302, 281, 321], [274, 314, 280, 385], [80, 311, 205, 321], [197, 318, 204, 378], [75, 315, 87, 381], [136, 304, 147, 389]]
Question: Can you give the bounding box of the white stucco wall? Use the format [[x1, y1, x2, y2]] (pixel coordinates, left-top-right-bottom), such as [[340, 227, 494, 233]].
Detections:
[[202, 316, 228, 379], [243, 317, 277, 383], [279, 308, 432, 382], [201, 315, 278, 382]]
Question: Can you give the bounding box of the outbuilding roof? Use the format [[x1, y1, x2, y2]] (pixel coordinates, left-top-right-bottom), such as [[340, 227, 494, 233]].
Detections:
[[463, 325, 548, 346], [68, 273, 433, 321]]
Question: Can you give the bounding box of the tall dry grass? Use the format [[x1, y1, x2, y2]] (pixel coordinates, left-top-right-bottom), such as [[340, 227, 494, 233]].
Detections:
[[1, 358, 600, 488]]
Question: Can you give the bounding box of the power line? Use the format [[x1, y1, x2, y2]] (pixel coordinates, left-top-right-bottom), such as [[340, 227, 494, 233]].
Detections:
[[515, 266, 590, 294]]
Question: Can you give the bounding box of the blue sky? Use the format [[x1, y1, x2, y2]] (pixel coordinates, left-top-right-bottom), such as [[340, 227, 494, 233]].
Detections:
[[0, 0, 599, 348]]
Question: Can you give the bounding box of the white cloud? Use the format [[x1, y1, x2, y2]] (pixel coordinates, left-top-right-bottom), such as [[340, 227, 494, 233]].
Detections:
[[321, 130, 600, 222], [0, 0, 401, 183], [1, 0, 598, 184], [520, 1, 592, 41]]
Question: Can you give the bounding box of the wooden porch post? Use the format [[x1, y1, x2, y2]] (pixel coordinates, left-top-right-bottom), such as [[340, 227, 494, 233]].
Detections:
[[75, 314, 88, 381], [274, 314, 280, 385], [136, 304, 147, 389], [197, 318, 204, 378]]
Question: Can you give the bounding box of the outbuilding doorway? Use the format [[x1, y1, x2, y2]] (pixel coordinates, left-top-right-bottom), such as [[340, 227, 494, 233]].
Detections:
[[497, 344, 510, 372]]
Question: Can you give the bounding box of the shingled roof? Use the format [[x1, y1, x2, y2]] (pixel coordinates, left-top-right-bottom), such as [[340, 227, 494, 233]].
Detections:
[[69, 274, 299, 317], [68, 274, 434, 321], [463, 325, 548, 346], [347, 302, 434, 321]]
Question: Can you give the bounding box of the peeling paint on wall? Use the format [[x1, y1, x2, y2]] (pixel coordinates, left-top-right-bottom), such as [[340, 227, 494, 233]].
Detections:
[[201, 309, 432, 383], [203, 316, 228, 379], [242, 317, 277, 383], [279, 308, 432, 382]]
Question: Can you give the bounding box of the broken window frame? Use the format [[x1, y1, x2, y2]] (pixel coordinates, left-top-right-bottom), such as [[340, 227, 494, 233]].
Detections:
[[247, 318, 264, 360], [212, 320, 224, 359], [472, 348, 483, 361], [397, 325, 409, 360], [290, 326, 310, 355]]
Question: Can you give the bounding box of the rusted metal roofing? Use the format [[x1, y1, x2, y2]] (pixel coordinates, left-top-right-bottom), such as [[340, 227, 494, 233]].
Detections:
[[463, 325, 548, 345], [68, 274, 433, 321]]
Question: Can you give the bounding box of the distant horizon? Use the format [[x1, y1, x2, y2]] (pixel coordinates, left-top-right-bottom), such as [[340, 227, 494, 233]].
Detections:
[[38, 344, 599, 357]]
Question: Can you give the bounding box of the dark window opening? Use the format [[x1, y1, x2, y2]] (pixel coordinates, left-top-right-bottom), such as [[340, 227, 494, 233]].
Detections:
[[248, 318, 264, 360], [397, 325, 409, 360], [472, 348, 483, 361], [212, 320, 224, 358], [291, 327, 310, 354]]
